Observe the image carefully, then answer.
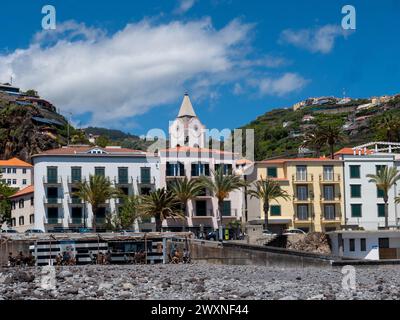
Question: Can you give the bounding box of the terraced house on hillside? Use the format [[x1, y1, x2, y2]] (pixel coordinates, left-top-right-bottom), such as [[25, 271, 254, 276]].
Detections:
[[247, 158, 345, 233]]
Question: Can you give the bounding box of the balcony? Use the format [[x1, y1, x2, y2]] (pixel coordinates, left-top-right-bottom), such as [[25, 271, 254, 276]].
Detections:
[[320, 194, 341, 203], [67, 197, 84, 206], [137, 176, 156, 185], [293, 194, 314, 203], [319, 173, 341, 184], [43, 176, 62, 185], [321, 214, 342, 223], [293, 214, 313, 222], [192, 209, 214, 218], [114, 176, 132, 186], [67, 176, 85, 185], [44, 217, 63, 224], [69, 217, 84, 225], [292, 174, 314, 184], [43, 196, 63, 206], [221, 209, 238, 218]]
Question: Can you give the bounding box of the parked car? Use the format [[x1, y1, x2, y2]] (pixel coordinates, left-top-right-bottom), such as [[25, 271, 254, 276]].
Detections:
[[282, 228, 307, 236], [262, 229, 277, 236], [205, 231, 218, 241], [1, 229, 18, 233], [24, 229, 44, 234]]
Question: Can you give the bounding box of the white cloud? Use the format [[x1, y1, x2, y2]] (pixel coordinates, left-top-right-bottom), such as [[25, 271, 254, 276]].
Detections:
[[279, 24, 351, 54], [0, 18, 254, 128], [255, 73, 309, 97], [174, 0, 196, 14]]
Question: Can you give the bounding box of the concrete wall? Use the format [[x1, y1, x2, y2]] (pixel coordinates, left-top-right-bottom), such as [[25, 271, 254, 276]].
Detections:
[[190, 240, 334, 268]]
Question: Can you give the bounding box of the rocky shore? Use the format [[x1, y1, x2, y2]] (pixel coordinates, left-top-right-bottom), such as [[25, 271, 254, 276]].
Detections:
[[1, 264, 400, 300]]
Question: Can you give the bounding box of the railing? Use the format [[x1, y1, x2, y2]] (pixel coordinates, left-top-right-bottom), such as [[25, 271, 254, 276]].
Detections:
[[43, 176, 62, 184], [294, 213, 312, 221], [67, 176, 85, 184], [43, 196, 62, 205], [293, 193, 314, 202], [137, 176, 156, 184], [221, 209, 238, 217], [69, 218, 84, 224], [68, 197, 83, 205], [292, 174, 314, 183], [95, 217, 106, 224], [114, 176, 131, 185], [193, 209, 214, 217], [319, 173, 341, 183], [45, 217, 62, 224], [321, 213, 341, 222], [320, 194, 341, 202]]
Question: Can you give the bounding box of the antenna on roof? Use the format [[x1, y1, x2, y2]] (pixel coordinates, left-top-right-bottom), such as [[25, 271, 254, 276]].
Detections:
[[10, 76, 13, 86]]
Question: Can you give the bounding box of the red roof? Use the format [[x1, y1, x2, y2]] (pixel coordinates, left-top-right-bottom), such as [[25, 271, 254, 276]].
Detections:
[[33, 146, 150, 157], [9, 185, 34, 198], [335, 148, 373, 156], [0, 157, 32, 167]]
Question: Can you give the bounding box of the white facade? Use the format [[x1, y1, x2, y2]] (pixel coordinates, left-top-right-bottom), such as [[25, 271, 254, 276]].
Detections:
[[0, 158, 33, 190], [338, 153, 399, 230], [10, 186, 35, 233], [329, 230, 400, 260], [32, 147, 160, 232]]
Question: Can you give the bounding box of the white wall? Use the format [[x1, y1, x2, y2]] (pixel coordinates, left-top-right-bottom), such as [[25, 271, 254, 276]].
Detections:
[[0, 166, 32, 190], [10, 193, 35, 232], [342, 154, 399, 230], [33, 155, 160, 231]]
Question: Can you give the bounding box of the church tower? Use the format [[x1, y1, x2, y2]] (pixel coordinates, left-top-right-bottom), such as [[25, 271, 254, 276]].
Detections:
[[169, 94, 206, 148]]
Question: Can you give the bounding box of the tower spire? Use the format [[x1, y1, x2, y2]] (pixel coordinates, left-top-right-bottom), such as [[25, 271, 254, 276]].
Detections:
[[177, 93, 196, 118]]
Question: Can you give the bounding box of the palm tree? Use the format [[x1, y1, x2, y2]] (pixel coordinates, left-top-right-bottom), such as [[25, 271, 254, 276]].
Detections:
[[318, 124, 347, 159], [74, 175, 121, 232], [247, 177, 290, 230], [169, 177, 204, 217], [302, 128, 326, 157], [114, 195, 141, 230], [198, 168, 247, 240], [375, 113, 400, 142], [139, 188, 183, 232], [367, 166, 400, 229]]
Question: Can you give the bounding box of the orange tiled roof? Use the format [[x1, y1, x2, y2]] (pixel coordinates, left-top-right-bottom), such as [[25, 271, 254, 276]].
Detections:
[[9, 185, 34, 198], [334, 148, 374, 156], [0, 157, 32, 167], [33, 146, 150, 157], [259, 157, 342, 164]]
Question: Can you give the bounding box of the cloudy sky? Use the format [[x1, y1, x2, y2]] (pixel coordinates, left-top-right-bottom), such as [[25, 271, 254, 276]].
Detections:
[[0, 0, 399, 135]]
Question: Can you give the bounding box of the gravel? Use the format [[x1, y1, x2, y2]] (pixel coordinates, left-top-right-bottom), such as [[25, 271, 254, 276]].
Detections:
[[1, 264, 400, 300]]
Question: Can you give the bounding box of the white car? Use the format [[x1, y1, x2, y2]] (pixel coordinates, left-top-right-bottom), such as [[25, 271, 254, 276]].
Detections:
[[282, 228, 306, 236]]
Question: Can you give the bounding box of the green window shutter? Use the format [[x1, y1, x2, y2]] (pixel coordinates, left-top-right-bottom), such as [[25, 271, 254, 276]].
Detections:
[[222, 201, 231, 216], [377, 187, 385, 198], [350, 185, 361, 198], [267, 167, 278, 178], [118, 167, 128, 183], [377, 204, 385, 218], [349, 165, 360, 178], [141, 167, 151, 183], [270, 205, 281, 216], [47, 167, 58, 183], [376, 165, 386, 174], [71, 167, 81, 182], [351, 204, 362, 218], [94, 167, 105, 177]]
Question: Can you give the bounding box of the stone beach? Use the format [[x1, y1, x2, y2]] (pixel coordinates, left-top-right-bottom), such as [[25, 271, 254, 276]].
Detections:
[[1, 264, 400, 300]]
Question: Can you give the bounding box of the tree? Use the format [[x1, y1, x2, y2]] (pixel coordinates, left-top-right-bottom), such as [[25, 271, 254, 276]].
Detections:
[[198, 168, 247, 240], [318, 124, 347, 159], [247, 177, 290, 230], [374, 113, 400, 142], [367, 166, 400, 229], [113, 195, 141, 230], [139, 188, 183, 232], [301, 128, 326, 157], [169, 177, 204, 217], [0, 176, 17, 224], [74, 175, 120, 232]]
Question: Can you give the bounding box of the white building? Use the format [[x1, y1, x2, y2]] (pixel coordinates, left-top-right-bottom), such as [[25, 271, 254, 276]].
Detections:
[[9, 185, 35, 233], [329, 230, 400, 260], [335, 147, 400, 230], [0, 158, 33, 190], [159, 94, 247, 236], [31, 146, 160, 232]]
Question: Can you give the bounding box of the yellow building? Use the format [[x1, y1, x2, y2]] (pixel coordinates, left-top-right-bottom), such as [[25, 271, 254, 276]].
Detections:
[[249, 157, 345, 233]]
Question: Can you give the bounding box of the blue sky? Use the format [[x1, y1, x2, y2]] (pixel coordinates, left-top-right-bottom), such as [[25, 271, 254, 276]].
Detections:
[[0, 0, 399, 136]]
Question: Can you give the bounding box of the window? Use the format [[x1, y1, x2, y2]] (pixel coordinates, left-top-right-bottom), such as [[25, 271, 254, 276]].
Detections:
[[360, 238, 366, 252], [296, 166, 307, 181], [377, 204, 385, 218], [376, 165, 387, 175], [23, 168, 27, 174], [118, 167, 128, 184], [377, 187, 384, 198], [7, 168, 11, 174], [324, 205, 335, 220], [71, 167, 82, 182], [7, 179, 11, 185], [351, 204, 362, 218], [11, 201, 16, 210], [267, 167, 278, 178], [47, 167, 58, 183], [12, 168, 16, 174], [349, 239, 355, 252], [18, 199, 24, 208], [94, 167, 105, 177], [191, 163, 209, 177], [30, 197, 34, 206], [323, 185, 334, 200], [166, 162, 184, 177], [22, 179, 27, 185], [140, 167, 151, 184], [379, 238, 389, 248], [1, 168, 5, 173], [29, 214, 34, 224], [12, 179, 16, 185], [349, 165, 360, 179], [297, 185, 308, 200], [222, 201, 232, 216], [195, 200, 207, 216], [323, 166, 334, 181], [270, 205, 281, 216], [19, 216, 24, 226], [297, 205, 309, 220], [11, 218, 16, 227], [350, 185, 361, 198]]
